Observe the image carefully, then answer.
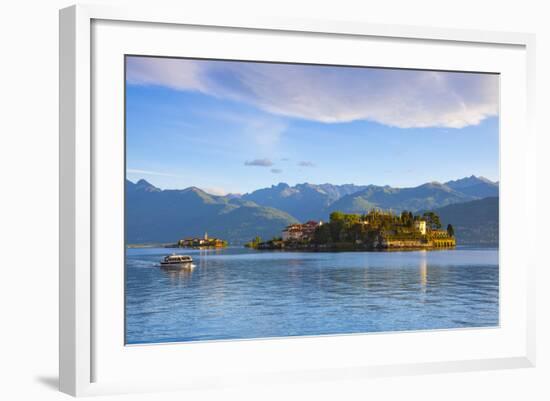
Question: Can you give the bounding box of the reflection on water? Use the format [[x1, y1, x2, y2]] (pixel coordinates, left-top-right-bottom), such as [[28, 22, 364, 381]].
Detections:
[[419, 251, 428, 291], [126, 247, 499, 344], [161, 266, 195, 285]]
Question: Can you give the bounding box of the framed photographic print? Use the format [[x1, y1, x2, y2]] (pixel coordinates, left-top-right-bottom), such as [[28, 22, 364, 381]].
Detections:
[[60, 4, 536, 396]]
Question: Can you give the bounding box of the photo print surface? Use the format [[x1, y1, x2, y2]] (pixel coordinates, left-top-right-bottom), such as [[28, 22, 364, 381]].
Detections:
[[125, 56, 499, 344]]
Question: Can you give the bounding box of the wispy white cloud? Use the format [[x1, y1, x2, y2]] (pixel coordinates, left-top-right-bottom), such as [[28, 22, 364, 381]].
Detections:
[[126, 57, 205, 92], [193, 109, 287, 153], [127, 57, 499, 129], [244, 158, 274, 167], [298, 161, 316, 167], [271, 168, 283, 174], [127, 168, 181, 177]]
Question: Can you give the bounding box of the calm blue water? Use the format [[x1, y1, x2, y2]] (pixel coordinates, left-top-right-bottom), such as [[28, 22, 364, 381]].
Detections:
[[125, 247, 499, 344]]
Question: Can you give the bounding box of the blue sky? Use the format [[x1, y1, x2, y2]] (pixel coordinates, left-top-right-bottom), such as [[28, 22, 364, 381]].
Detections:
[[126, 56, 499, 195]]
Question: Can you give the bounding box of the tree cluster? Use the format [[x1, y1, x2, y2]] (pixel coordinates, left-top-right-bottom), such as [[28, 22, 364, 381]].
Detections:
[[312, 209, 446, 245]]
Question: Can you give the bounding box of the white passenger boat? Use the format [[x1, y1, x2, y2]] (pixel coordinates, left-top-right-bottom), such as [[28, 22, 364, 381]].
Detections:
[[160, 254, 194, 269]]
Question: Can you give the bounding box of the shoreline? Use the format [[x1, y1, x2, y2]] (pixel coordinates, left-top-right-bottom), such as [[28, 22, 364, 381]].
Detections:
[[249, 245, 457, 253], [127, 243, 496, 251]]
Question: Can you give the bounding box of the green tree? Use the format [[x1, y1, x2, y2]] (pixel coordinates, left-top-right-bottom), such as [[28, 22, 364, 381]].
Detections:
[[313, 225, 331, 244], [423, 212, 442, 230], [447, 224, 455, 237], [400, 210, 414, 226], [245, 236, 262, 248], [329, 211, 345, 223], [433, 214, 442, 229], [343, 213, 360, 226], [329, 211, 351, 241]]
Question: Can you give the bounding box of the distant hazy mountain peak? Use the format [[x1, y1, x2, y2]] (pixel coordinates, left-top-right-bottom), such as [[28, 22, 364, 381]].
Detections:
[[133, 178, 160, 192], [445, 175, 497, 188], [476, 176, 495, 184], [185, 186, 204, 193], [442, 175, 499, 198], [418, 181, 448, 190], [182, 186, 219, 203], [296, 182, 315, 188]]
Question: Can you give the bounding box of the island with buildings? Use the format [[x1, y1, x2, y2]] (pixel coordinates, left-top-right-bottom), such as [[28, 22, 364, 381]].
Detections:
[[246, 209, 456, 251], [168, 232, 228, 249]]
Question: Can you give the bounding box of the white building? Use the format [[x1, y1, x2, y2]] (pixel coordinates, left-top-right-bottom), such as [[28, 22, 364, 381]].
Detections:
[[414, 220, 427, 235], [282, 221, 320, 241]]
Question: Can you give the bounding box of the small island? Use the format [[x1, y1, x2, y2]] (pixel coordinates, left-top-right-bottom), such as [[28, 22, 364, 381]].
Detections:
[[168, 232, 228, 249], [246, 209, 456, 251]]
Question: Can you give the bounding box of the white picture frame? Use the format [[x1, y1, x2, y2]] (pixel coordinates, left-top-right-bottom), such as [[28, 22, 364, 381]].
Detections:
[[59, 4, 536, 397]]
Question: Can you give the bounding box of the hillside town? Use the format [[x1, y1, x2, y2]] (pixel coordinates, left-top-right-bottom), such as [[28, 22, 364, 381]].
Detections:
[[246, 209, 456, 251]]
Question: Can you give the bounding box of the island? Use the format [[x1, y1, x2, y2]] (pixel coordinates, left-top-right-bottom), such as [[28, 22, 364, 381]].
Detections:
[[246, 209, 456, 251], [167, 232, 228, 249]]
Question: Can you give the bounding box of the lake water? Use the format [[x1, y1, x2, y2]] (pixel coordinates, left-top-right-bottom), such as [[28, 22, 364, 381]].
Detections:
[[125, 247, 499, 344]]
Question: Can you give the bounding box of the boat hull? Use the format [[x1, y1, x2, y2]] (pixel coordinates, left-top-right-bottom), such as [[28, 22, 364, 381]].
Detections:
[[160, 262, 194, 270]]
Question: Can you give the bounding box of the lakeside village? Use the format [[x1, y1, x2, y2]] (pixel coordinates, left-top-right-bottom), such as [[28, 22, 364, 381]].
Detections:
[[245, 209, 456, 251], [168, 232, 228, 249]]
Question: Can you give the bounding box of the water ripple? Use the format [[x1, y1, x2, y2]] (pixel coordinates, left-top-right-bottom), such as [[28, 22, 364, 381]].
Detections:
[[125, 247, 499, 344]]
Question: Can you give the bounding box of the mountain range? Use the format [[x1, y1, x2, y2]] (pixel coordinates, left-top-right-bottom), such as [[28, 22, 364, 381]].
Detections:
[[126, 175, 499, 244], [126, 180, 298, 244], [431, 196, 499, 245]]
